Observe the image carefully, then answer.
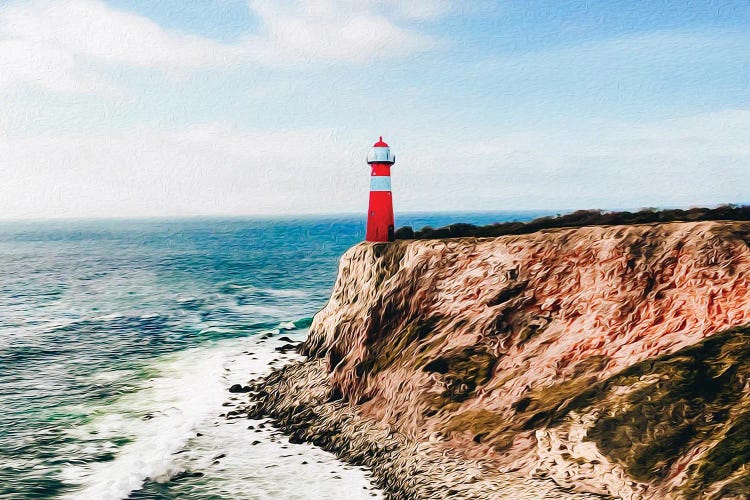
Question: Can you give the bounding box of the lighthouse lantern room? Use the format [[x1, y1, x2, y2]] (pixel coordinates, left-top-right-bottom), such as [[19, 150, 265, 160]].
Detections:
[[365, 137, 396, 243]]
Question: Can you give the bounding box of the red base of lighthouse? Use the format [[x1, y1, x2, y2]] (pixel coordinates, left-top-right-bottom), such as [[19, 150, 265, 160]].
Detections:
[[366, 190, 394, 242]]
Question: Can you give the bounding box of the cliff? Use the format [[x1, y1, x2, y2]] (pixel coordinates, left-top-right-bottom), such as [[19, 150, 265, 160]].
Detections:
[[295, 221, 750, 499]]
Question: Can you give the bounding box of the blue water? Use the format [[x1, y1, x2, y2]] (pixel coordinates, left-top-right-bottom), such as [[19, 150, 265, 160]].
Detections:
[[0, 212, 546, 499]]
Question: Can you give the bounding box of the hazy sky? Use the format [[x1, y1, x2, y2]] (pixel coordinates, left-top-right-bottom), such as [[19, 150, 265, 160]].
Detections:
[[1, 0, 748, 219]]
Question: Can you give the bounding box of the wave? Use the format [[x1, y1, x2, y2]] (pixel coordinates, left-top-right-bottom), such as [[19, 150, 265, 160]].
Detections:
[[217, 282, 310, 299], [57, 317, 315, 499]]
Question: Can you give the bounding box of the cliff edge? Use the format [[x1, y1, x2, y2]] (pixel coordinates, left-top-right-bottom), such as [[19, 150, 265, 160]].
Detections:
[[249, 221, 750, 499]]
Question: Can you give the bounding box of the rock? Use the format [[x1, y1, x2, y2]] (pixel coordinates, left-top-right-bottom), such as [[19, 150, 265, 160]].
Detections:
[[172, 471, 204, 481], [228, 384, 250, 393], [275, 343, 297, 353], [393, 226, 414, 239], [252, 440, 261, 445]]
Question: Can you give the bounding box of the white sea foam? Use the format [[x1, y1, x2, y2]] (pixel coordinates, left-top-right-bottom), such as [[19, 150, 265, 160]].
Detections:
[[94, 313, 125, 322], [233, 303, 289, 317], [59, 331, 381, 500], [176, 296, 199, 303], [261, 288, 309, 298], [89, 369, 133, 384], [0, 317, 80, 350], [220, 282, 308, 298], [61, 345, 232, 499]]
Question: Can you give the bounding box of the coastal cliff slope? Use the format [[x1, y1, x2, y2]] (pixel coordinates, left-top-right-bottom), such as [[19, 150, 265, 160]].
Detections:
[[298, 221, 750, 498]]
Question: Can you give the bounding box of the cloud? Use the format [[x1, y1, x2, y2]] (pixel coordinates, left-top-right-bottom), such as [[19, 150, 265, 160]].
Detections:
[[243, 0, 442, 65], [0, 0, 244, 95], [474, 30, 748, 105], [395, 109, 750, 211], [0, 0, 243, 69], [387, 0, 453, 19], [322, 0, 453, 20], [0, 0, 445, 95], [0, 125, 365, 219], [0, 110, 747, 220], [0, 40, 117, 95]]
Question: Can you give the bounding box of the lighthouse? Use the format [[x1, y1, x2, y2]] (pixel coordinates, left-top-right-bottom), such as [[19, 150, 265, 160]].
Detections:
[[365, 137, 396, 242]]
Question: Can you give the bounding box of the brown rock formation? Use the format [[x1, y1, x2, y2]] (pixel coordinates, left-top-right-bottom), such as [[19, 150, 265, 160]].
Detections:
[[297, 221, 750, 498]]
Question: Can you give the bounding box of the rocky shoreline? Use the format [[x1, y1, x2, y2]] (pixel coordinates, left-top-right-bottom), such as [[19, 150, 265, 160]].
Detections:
[[239, 357, 602, 499]]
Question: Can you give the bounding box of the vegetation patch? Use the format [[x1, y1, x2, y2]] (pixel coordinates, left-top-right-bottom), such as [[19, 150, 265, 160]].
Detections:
[[356, 315, 444, 378], [698, 410, 750, 498], [431, 328, 750, 496], [423, 345, 497, 403], [440, 409, 516, 448], [538, 327, 750, 496], [395, 205, 750, 240], [370, 241, 407, 290]]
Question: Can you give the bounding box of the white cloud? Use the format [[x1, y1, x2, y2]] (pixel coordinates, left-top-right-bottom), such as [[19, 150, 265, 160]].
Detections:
[[0, 40, 116, 94], [0, 110, 748, 220], [0, 125, 366, 219], [317, 0, 453, 20], [386, 0, 452, 20], [0, 0, 244, 94], [243, 0, 441, 65], [394, 109, 750, 211], [0, 0, 444, 95], [0, 0, 243, 69]]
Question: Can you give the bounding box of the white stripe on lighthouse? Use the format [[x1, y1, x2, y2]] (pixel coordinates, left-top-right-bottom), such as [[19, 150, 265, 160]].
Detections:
[[369, 176, 391, 191]]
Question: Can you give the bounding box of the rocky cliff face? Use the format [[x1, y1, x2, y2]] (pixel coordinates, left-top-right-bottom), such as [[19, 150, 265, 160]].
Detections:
[[302, 221, 750, 499]]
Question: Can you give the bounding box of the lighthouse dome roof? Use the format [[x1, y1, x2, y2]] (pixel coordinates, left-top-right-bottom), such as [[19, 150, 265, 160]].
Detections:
[[367, 136, 396, 164]]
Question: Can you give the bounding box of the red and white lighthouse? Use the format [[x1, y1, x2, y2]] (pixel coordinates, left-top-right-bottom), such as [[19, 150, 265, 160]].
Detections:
[[365, 137, 396, 242]]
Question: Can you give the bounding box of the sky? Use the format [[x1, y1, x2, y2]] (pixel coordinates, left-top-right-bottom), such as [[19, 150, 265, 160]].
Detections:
[[0, 0, 748, 219]]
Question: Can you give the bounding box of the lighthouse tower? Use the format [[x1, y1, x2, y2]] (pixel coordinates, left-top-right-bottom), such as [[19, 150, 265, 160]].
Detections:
[[365, 137, 396, 242]]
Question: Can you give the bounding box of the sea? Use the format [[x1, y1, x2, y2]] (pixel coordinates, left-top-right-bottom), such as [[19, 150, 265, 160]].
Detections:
[[0, 212, 546, 500]]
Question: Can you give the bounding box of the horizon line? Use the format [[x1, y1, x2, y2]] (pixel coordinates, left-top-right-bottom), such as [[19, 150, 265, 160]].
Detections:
[[0, 203, 746, 224]]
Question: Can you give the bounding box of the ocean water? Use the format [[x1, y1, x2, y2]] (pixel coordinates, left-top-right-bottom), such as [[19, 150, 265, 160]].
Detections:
[[0, 212, 545, 500]]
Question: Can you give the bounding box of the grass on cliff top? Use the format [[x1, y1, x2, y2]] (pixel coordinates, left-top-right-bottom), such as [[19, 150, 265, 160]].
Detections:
[[583, 327, 750, 498], [395, 204, 750, 240], [434, 327, 750, 497], [522, 326, 750, 498]]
